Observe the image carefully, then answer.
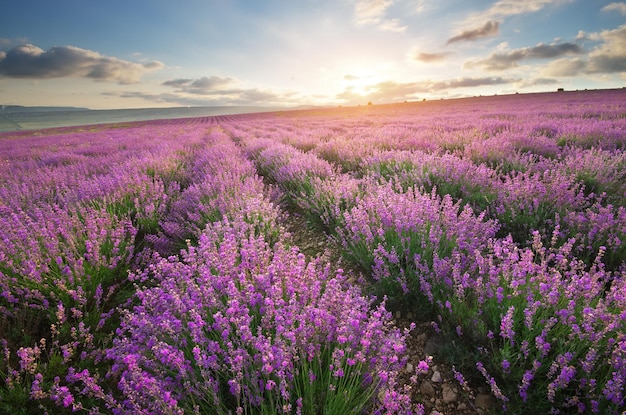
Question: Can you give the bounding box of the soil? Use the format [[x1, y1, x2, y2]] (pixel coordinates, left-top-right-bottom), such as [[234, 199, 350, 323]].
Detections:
[[283, 213, 495, 415]]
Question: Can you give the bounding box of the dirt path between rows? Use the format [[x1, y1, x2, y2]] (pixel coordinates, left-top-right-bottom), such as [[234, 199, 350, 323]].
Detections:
[[283, 212, 495, 415]]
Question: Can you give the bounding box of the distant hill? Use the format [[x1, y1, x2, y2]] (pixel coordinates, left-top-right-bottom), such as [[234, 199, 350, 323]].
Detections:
[[0, 105, 90, 113]]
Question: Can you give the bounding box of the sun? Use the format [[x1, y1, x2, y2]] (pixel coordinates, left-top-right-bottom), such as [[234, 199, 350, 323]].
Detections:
[[342, 72, 382, 96]]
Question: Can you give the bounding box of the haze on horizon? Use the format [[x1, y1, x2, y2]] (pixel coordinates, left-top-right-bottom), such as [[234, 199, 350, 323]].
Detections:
[[1, 0, 625, 110]]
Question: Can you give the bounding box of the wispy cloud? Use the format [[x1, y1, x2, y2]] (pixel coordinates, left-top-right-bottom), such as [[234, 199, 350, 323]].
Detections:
[[161, 78, 194, 88], [162, 76, 236, 94], [0, 44, 163, 84], [354, 0, 406, 32], [336, 76, 518, 104], [0, 37, 29, 48], [447, 21, 499, 44], [414, 51, 453, 63], [428, 76, 518, 90], [158, 75, 300, 106], [446, 1, 565, 46], [515, 77, 560, 88], [108, 89, 299, 107], [354, 0, 391, 24], [601, 2, 626, 15], [464, 42, 584, 70], [453, 0, 572, 44], [464, 0, 572, 25]]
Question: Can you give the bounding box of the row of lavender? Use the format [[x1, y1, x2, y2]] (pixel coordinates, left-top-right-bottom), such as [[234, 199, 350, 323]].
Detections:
[[0, 124, 421, 413], [227, 91, 626, 269], [220, 90, 626, 414], [1, 123, 202, 413]]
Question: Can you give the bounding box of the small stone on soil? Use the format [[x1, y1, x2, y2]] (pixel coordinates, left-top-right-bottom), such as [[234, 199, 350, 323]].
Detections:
[[431, 370, 442, 383], [406, 362, 414, 373], [420, 381, 436, 398], [442, 383, 458, 403]]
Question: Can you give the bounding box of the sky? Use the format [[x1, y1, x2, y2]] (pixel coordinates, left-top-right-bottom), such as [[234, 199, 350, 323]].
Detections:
[[1, 0, 625, 109]]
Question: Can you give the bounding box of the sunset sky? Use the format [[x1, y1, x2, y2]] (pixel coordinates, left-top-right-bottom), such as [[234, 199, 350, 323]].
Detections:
[[1, 0, 625, 109]]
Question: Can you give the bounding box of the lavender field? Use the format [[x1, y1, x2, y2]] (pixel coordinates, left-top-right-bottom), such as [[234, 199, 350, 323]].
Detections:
[[1, 89, 625, 414]]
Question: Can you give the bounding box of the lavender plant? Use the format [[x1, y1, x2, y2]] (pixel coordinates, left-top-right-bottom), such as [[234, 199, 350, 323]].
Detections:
[[105, 217, 419, 414], [0, 204, 137, 413], [334, 182, 498, 306], [149, 136, 284, 254], [436, 232, 626, 414], [251, 141, 336, 206], [0, 124, 222, 413], [362, 149, 498, 212]]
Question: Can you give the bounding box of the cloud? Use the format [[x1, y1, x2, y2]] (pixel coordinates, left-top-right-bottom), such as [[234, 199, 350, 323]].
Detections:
[[453, 0, 573, 41], [586, 24, 626, 74], [447, 21, 500, 44], [354, 0, 392, 23], [0, 37, 29, 48], [143, 61, 164, 70], [412, 0, 426, 13], [0, 44, 163, 84], [158, 75, 300, 106], [463, 0, 572, 26], [240, 88, 296, 103], [464, 42, 584, 70], [541, 58, 587, 76], [541, 24, 626, 76], [515, 77, 560, 88], [162, 76, 236, 94], [378, 19, 407, 32], [188, 76, 235, 90], [601, 2, 626, 15], [575, 30, 588, 41], [336, 76, 518, 104], [102, 90, 179, 105], [354, 0, 406, 32], [414, 52, 453, 62], [161, 78, 193, 87], [429, 76, 517, 90], [107, 88, 297, 107]]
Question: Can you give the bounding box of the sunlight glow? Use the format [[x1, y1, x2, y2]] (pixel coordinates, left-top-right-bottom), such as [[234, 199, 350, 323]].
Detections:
[[341, 71, 385, 96]]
